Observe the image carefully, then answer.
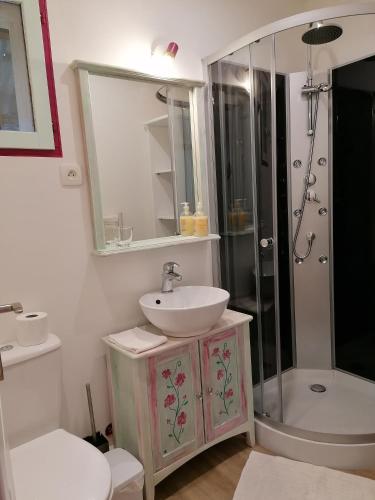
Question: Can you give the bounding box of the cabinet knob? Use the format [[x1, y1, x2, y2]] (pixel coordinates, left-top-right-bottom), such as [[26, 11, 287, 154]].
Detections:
[[207, 387, 214, 396], [196, 392, 203, 400]]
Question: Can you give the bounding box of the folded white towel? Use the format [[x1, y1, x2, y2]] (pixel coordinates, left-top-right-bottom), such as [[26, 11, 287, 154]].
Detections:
[[108, 327, 167, 354]]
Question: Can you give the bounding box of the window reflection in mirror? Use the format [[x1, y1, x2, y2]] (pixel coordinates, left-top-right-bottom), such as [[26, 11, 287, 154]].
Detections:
[[89, 75, 196, 247], [0, 2, 34, 132]]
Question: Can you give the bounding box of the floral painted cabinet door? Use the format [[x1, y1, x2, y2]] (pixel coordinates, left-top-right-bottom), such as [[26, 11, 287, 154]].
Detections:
[[201, 328, 248, 442], [148, 343, 204, 471]]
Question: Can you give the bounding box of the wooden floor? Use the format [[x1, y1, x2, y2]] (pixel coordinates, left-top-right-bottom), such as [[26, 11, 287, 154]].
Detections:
[[155, 436, 375, 500]]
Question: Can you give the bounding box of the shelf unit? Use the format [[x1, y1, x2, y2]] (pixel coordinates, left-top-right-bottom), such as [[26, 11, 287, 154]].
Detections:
[[144, 114, 168, 128], [153, 169, 172, 175], [221, 226, 255, 237], [145, 115, 176, 236], [93, 234, 220, 256]]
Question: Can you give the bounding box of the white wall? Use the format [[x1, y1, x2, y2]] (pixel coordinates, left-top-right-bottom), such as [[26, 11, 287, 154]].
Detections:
[[304, 0, 366, 8], [0, 0, 307, 439]]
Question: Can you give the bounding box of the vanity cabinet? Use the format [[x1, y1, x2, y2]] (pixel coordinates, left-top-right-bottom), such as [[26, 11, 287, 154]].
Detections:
[[104, 310, 254, 500]]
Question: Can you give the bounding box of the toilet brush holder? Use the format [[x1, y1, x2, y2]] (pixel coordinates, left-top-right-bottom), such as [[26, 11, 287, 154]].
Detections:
[[84, 431, 109, 454], [83, 383, 109, 453]]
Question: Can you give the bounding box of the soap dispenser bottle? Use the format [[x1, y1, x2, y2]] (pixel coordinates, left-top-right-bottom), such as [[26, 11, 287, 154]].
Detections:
[[180, 202, 194, 236], [194, 202, 209, 237]]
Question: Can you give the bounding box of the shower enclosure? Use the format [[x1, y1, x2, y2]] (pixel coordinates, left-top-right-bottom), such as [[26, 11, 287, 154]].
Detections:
[[205, 4, 375, 468]]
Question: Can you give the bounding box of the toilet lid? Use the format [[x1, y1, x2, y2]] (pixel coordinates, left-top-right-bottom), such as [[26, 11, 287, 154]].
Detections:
[[10, 429, 112, 500]]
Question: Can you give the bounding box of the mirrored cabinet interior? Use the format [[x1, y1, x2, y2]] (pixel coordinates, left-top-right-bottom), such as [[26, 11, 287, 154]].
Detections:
[[74, 61, 217, 254]]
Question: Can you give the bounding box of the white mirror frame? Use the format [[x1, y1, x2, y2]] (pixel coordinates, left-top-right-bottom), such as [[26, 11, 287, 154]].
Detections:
[[0, 0, 54, 149], [73, 60, 218, 255]]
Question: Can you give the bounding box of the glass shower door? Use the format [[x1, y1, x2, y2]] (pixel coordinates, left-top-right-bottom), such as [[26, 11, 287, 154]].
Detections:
[[210, 36, 287, 424], [209, 46, 262, 413], [250, 35, 283, 422]]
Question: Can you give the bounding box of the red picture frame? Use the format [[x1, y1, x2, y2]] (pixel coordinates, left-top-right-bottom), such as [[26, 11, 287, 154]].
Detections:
[[0, 0, 62, 157]]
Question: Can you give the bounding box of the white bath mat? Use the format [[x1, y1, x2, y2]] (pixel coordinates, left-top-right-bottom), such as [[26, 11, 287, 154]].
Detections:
[[234, 451, 375, 500]]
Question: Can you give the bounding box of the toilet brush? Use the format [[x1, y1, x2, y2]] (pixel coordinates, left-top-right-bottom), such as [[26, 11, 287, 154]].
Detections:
[[83, 383, 109, 453]]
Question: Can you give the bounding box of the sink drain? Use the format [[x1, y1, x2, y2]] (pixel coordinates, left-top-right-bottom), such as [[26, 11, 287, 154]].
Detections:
[[310, 384, 326, 393]]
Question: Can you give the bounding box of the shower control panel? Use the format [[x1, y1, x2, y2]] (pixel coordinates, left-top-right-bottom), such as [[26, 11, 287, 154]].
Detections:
[[306, 190, 320, 203]]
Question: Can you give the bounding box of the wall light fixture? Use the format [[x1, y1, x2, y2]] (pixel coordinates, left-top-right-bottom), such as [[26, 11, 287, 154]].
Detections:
[[151, 40, 179, 59]]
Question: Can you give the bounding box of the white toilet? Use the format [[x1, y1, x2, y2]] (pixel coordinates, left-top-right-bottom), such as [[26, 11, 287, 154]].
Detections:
[[1, 334, 112, 500]]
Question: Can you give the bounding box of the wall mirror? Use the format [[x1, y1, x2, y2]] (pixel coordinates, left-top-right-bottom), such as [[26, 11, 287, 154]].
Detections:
[[74, 61, 215, 254], [0, 0, 61, 155]]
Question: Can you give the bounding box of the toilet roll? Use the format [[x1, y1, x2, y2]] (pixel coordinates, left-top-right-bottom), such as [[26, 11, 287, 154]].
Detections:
[[15, 312, 48, 347]]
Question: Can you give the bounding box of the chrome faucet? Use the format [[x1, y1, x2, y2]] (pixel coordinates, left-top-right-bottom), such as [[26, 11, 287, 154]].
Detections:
[[161, 262, 182, 293]]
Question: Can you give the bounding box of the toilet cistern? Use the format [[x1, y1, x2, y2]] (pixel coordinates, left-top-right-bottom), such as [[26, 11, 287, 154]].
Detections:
[[161, 262, 182, 293], [0, 301, 23, 381]]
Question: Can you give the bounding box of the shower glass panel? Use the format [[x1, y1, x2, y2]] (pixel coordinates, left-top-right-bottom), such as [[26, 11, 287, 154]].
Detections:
[[210, 38, 290, 422], [250, 35, 283, 422], [274, 38, 294, 378], [208, 8, 375, 463], [210, 46, 262, 410], [332, 52, 375, 382]]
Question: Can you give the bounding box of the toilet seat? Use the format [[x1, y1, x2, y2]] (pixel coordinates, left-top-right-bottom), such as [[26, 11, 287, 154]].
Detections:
[[10, 429, 112, 500]]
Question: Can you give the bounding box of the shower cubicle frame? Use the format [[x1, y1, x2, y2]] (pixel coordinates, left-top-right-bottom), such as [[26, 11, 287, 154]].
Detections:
[[203, 2, 375, 448]]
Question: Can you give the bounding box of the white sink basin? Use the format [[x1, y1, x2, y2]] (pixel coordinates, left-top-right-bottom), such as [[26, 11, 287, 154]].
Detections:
[[139, 286, 230, 337]]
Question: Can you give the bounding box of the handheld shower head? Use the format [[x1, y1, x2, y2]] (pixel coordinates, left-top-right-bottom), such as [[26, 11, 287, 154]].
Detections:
[[302, 21, 343, 45]]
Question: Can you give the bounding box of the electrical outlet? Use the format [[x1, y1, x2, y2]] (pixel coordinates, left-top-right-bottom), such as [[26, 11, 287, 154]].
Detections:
[[60, 164, 82, 186]]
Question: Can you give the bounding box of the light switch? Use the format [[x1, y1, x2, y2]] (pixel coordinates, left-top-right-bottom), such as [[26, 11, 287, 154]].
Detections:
[[60, 164, 82, 186]]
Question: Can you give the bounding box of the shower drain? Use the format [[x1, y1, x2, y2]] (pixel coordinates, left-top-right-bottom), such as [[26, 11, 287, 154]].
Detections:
[[310, 384, 326, 393]]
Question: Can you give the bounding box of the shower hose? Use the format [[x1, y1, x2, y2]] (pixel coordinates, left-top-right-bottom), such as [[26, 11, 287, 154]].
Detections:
[[292, 92, 320, 262]]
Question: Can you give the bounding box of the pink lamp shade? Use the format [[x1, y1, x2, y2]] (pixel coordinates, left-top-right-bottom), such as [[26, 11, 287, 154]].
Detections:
[[165, 42, 179, 58]]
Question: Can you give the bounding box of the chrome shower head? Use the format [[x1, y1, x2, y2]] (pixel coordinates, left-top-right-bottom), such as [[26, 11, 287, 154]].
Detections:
[[302, 21, 343, 45]]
